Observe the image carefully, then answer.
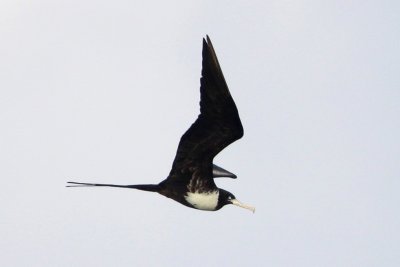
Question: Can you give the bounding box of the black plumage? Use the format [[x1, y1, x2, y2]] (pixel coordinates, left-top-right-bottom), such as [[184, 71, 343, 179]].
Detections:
[[67, 36, 254, 212]]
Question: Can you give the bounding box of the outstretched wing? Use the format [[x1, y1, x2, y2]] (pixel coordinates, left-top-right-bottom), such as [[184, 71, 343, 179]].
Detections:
[[168, 36, 243, 181]]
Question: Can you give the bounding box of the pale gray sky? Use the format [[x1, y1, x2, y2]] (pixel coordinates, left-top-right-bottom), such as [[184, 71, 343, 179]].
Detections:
[[1, 1, 399, 266]]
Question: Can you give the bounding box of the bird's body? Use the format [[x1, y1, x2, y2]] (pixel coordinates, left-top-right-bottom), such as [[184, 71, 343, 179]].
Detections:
[[68, 36, 255, 213]]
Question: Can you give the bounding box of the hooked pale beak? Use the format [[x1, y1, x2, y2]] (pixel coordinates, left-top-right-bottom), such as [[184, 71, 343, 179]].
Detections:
[[230, 199, 255, 213]]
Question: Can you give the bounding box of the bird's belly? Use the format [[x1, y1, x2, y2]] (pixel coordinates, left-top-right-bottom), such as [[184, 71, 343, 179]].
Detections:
[[184, 190, 219, 210]]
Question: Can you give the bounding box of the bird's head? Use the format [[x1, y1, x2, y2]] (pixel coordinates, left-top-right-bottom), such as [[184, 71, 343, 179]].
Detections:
[[218, 189, 255, 213]]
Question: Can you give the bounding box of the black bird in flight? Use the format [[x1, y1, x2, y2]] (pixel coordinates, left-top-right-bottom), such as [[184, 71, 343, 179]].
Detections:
[[68, 36, 255, 212]]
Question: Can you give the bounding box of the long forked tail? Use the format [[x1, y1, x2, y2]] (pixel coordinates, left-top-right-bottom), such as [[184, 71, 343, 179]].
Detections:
[[66, 182, 160, 192]]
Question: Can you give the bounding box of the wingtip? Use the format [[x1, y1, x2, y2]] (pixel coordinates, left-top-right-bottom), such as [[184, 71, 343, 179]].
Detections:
[[66, 181, 95, 187], [203, 35, 212, 45], [206, 35, 214, 48]]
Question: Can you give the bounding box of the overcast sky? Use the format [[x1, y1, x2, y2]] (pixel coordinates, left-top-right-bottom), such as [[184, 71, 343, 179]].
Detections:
[[1, 1, 399, 266]]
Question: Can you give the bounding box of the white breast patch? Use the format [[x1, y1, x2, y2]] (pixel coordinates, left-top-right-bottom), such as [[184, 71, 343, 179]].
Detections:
[[184, 190, 219, 211]]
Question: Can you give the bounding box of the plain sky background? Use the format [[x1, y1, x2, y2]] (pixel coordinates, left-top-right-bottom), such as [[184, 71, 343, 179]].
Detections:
[[1, 1, 399, 266]]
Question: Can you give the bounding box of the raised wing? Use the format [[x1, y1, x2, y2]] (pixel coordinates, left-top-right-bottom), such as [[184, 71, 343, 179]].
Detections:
[[168, 36, 243, 181], [212, 164, 237, 179]]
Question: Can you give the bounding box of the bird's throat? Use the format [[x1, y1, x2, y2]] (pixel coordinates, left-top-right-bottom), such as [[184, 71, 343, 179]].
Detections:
[[184, 190, 219, 211]]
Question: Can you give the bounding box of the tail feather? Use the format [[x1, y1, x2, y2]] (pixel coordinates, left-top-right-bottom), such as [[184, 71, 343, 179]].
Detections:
[[67, 182, 160, 192]]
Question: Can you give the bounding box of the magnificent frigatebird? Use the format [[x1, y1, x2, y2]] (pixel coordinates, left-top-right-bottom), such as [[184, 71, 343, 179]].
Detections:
[[67, 36, 255, 212]]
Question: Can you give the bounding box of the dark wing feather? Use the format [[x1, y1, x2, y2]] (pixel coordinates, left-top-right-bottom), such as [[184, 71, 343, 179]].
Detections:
[[167, 36, 243, 182]]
